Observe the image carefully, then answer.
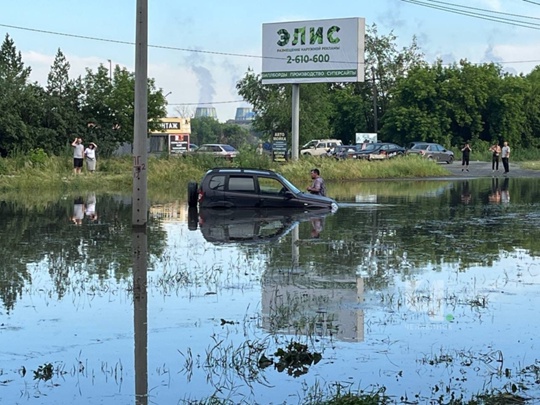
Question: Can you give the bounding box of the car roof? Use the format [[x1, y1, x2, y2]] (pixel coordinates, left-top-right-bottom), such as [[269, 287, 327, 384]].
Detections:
[[205, 167, 278, 176]]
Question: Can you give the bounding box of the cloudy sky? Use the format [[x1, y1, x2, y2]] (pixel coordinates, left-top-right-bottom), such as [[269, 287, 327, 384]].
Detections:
[[2, 0, 539, 121]]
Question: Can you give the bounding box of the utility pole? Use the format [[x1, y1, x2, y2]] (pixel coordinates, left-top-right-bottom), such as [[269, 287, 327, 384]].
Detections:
[[108, 59, 112, 82], [371, 66, 378, 134]]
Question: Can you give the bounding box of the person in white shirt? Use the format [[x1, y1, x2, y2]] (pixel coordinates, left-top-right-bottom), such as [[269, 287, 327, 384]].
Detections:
[[71, 137, 84, 174], [84, 142, 98, 173], [501, 141, 511, 175]]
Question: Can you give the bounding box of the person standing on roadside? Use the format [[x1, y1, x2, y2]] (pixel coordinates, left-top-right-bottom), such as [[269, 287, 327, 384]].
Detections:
[[489, 142, 501, 172], [84, 142, 98, 173], [501, 141, 511, 175], [71, 137, 84, 174], [307, 168, 326, 197], [461, 143, 472, 171]]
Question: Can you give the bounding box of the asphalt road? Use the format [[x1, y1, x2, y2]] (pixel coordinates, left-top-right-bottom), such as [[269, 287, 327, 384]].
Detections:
[[442, 160, 540, 179]]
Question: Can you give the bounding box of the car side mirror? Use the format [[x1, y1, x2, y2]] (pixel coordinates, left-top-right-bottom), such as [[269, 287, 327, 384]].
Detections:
[[284, 191, 294, 199]]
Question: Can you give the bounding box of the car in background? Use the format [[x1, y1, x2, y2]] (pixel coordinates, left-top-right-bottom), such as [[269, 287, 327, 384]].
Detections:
[[300, 139, 343, 156], [187, 167, 338, 211], [351, 142, 406, 160], [186, 143, 238, 160], [331, 145, 362, 160], [406, 142, 454, 164]]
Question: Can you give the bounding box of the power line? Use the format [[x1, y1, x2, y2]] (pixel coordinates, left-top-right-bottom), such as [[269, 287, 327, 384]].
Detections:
[[401, 0, 540, 29], [522, 0, 540, 5], [0, 22, 265, 60], [416, 0, 540, 20]]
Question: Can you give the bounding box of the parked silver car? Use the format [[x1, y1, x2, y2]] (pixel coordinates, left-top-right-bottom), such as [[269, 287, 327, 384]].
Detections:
[[406, 142, 454, 164], [186, 143, 238, 160]]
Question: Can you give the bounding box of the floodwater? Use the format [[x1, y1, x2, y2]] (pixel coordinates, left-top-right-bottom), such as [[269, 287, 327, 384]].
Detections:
[[1, 177, 540, 404]]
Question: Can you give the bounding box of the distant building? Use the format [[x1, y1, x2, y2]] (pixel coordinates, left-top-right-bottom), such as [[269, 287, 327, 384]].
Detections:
[[194, 107, 217, 119], [226, 107, 255, 127]]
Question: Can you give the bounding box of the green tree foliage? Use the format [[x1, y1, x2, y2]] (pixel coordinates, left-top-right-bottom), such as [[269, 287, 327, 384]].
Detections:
[[0, 34, 33, 156], [382, 61, 535, 149], [236, 68, 332, 146], [0, 35, 167, 158], [190, 116, 223, 146]]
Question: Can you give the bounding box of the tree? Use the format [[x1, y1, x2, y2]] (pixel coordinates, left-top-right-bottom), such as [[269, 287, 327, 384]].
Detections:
[[190, 116, 223, 146], [80, 64, 167, 156], [236, 68, 333, 147], [0, 34, 33, 156]]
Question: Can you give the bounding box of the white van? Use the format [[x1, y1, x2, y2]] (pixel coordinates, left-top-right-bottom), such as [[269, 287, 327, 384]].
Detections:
[[300, 139, 343, 156]]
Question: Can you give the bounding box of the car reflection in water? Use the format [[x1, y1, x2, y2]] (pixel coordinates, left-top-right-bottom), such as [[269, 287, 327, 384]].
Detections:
[[189, 207, 331, 244]]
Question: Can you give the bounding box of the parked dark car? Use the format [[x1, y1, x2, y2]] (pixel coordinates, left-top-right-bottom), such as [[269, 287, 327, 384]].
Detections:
[[406, 142, 454, 164], [188, 207, 331, 244], [351, 142, 406, 160], [187, 168, 338, 211], [331, 145, 362, 160]]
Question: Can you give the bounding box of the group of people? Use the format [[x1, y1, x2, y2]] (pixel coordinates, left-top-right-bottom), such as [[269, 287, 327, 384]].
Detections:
[[71, 137, 98, 174], [461, 141, 511, 175]]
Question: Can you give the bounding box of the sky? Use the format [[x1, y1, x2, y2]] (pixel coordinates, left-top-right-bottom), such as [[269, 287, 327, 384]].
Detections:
[[1, 0, 540, 122]]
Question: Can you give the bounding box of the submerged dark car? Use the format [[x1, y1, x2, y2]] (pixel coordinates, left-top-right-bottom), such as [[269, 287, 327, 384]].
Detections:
[[187, 168, 338, 211]]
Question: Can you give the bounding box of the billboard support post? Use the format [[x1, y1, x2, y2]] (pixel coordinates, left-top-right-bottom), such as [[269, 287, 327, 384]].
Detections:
[[291, 84, 300, 160]]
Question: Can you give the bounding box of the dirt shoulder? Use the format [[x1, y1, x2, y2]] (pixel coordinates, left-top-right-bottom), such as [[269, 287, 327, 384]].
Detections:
[[440, 161, 540, 179]]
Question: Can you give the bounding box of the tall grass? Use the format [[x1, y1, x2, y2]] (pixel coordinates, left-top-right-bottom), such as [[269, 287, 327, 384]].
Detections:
[[0, 149, 535, 197]]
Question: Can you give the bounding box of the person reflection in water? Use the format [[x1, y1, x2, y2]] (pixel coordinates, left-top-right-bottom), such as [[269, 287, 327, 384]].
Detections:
[[460, 181, 471, 204], [71, 196, 85, 225], [488, 177, 501, 204], [311, 216, 325, 239], [85, 193, 98, 222], [501, 177, 510, 204]]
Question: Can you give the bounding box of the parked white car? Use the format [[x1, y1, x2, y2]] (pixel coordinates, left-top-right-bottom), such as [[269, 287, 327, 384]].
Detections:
[[300, 139, 343, 156]]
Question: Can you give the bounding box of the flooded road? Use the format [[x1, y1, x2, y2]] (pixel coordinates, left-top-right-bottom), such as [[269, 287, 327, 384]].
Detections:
[[1, 177, 540, 404]]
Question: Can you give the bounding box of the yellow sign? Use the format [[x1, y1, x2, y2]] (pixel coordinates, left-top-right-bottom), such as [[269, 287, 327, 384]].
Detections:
[[150, 117, 191, 135]]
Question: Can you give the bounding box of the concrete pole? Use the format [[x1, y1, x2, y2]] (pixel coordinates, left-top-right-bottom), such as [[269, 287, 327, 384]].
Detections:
[[132, 2, 149, 402], [291, 84, 300, 160], [132, 0, 148, 227]]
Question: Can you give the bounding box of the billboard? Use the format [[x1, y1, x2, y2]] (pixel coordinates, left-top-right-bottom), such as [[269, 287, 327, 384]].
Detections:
[[262, 17, 365, 85]]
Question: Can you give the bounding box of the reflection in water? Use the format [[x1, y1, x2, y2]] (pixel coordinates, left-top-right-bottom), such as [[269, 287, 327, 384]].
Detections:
[[189, 208, 332, 245], [310, 216, 324, 238], [460, 180, 471, 204], [1, 178, 540, 403], [71, 196, 85, 225], [489, 177, 501, 203], [85, 192, 98, 221], [133, 226, 148, 405]]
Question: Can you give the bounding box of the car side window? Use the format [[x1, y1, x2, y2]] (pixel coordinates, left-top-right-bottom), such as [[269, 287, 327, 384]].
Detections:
[[258, 177, 285, 195], [228, 176, 255, 192], [208, 175, 225, 190]]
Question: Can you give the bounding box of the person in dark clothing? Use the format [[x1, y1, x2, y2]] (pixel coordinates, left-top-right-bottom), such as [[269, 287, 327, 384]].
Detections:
[[489, 142, 501, 171], [461, 143, 472, 171]]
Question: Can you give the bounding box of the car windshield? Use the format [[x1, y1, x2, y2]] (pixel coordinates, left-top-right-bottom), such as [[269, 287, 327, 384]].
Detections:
[[362, 143, 378, 151], [275, 173, 301, 194]]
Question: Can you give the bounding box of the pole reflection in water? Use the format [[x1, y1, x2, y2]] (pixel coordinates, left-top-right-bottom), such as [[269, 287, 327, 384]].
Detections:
[[133, 226, 148, 405], [292, 225, 299, 268]]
